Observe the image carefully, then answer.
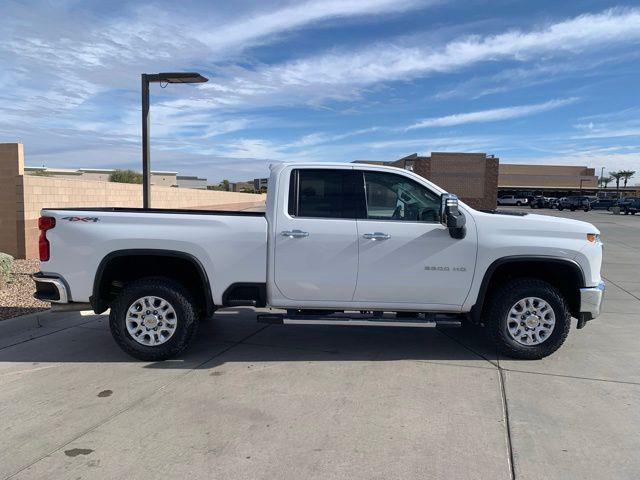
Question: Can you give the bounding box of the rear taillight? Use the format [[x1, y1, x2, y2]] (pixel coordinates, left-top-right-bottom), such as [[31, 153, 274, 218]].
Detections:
[[38, 216, 56, 261]]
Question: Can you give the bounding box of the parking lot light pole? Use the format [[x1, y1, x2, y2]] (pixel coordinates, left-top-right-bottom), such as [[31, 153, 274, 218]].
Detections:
[[141, 72, 208, 209], [580, 178, 588, 194]]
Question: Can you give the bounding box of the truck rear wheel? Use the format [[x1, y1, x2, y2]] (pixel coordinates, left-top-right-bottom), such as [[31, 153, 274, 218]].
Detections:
[[485, 278, 570, 360], [109, 277, 199, 361]]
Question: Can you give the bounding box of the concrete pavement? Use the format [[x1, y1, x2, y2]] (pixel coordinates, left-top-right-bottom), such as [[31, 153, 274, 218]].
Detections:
[[0, 209, 638, 479]]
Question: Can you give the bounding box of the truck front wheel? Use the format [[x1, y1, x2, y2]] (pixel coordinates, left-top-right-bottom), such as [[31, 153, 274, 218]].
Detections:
[[109, 277, 200, 361], [485, 278, 570, 360]]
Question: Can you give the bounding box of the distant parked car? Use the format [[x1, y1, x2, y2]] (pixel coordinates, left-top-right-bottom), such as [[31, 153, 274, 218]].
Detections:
[[549, 198, 562, 209], [497, 195, 528, 206], [558, 196, 591, 212], [618, 197, 640, 215], [529, 196, 551, 209], [591, 198, 617, 210]]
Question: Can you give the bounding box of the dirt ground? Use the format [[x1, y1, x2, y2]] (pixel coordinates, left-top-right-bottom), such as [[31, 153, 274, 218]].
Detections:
[[0, 259, 49, 321]]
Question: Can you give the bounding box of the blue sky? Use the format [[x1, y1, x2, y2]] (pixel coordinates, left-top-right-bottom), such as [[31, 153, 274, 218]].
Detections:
[[1, 1, 639, 183]]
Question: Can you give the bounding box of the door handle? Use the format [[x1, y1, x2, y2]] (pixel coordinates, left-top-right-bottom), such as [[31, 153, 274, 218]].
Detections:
[[281, 229, 309, 238], [363, 232, 391, 241]]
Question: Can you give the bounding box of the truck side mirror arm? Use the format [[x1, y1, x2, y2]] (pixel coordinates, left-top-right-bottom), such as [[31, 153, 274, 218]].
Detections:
[[440, 193, 466, 239]]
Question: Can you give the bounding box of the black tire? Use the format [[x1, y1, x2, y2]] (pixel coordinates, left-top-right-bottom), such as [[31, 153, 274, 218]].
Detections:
[[570, 207, 575, 211], [584, 207, 590, 212], [558, 206, 563, 211], [516, 201, 522, 206], [485, 278, 570, 360], [109, 277, 200, 361]]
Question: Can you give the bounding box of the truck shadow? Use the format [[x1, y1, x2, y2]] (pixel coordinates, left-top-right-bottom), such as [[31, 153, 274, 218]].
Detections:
[[0, 308, 501, 367], [153, 308, 501, 369]]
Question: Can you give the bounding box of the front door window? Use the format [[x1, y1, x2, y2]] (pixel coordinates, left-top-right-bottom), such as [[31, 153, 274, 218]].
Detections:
[[364, 171, 441, 223]]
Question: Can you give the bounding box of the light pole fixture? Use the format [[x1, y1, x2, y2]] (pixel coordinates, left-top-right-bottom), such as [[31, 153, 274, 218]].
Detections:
[[141, 72, 208, 208]]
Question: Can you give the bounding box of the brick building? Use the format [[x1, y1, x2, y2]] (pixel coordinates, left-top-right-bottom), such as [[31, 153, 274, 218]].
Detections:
[[355, 152, 499, 210], [497, 164, 599, 195]]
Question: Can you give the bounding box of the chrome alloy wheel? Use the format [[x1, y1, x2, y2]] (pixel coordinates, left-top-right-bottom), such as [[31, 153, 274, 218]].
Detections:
[[506, 296, 555, 346], [126, 296, 177, 346]]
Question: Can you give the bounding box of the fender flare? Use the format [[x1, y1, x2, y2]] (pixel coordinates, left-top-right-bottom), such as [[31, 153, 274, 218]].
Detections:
[[469, 255, 585, 323], [91, 249, 214, 315]]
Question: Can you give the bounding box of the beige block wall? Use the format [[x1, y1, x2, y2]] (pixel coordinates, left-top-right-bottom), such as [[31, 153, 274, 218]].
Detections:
[[19, 176, 266, 259], [0, 143, 25, 258], [1, 144, 265, 259]]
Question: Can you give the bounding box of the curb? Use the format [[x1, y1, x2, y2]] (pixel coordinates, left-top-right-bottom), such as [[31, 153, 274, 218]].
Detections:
[[0, 310, 57, 338], [0, 309, 100, 341]]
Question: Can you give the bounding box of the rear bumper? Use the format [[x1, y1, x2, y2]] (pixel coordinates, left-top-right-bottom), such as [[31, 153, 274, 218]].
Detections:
[[578, 281, 605, 326], [33, 272, 69, 303]]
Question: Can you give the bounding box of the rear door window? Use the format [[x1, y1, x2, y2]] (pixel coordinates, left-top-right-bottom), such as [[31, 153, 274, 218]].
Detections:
[[288, 169, 363, 219]]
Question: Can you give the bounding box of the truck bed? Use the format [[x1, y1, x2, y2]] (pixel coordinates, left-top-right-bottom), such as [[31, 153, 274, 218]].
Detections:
[[40, 207, 268, 305], [46, 207, 265, 217]]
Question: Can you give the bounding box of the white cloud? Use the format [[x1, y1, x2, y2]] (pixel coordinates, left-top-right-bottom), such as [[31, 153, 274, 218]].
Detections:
[[571, 108, 640, 140], [4, 5, 639, 124], [3, 3, 640, 181], [197, 0, 426, 53], [179, 7, 640, 115], [432, 50, 640, 101], [285, 127, 381, 148], [406, 98, 578, 130], [0, 0, 427, 124], [237, 8, 640, 91]]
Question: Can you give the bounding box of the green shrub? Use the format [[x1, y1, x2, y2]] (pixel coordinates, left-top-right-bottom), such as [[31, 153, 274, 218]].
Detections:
[[109, 169, 143, 184], [0, 252, 14, 289]]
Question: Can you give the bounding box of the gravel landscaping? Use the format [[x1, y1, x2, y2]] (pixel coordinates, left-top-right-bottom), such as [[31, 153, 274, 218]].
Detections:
[[0, 259, 49, 321]]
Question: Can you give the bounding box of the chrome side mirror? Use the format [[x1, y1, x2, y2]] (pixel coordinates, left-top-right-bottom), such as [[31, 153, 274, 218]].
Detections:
[[441, 193, 466, 239]]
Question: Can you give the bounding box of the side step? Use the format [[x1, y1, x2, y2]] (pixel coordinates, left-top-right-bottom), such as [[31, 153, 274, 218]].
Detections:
[[257, 312, 461, 328], [227, 299, 257, 307]]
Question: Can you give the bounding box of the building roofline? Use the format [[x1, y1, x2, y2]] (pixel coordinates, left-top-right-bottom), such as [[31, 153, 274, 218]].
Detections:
[[26, 166, 177, 175]]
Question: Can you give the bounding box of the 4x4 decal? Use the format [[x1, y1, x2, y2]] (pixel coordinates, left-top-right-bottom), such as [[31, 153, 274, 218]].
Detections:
[[61, 216, 100, 223]]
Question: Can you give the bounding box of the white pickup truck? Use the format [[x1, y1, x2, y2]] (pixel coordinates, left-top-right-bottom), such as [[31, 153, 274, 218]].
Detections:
[[497, 195, 529, 206], [34, 163, 604, 361]]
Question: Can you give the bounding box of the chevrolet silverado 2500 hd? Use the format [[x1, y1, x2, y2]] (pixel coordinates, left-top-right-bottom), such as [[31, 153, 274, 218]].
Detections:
[[34, 163, 604, 361]]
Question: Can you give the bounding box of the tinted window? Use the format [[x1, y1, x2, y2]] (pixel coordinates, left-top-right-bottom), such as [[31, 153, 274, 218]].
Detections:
[[288, 169, 362, 219], [363, 171, 441, 222]]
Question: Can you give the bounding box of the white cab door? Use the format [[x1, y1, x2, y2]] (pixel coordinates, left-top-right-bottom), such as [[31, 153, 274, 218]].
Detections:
[[273, 168, 359, 302], [353, 170, 476, 307]]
